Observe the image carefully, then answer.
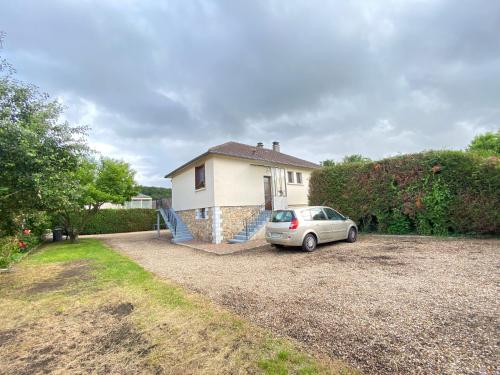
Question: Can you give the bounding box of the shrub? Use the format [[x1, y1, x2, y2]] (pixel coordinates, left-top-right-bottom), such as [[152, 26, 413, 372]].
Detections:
[[0, 230, 37, 268], [80, 209, 158, 235], [309, 151, 500, 235], [23, 211, 52, 239], [0, 237, 19, 268]]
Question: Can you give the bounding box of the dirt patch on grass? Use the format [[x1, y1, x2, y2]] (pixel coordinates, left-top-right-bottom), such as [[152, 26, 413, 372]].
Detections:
[[26, 260, 93, 295], [0, 328, 20, 346], [103, 302, 135, 317], [0, 300, 157, 374]]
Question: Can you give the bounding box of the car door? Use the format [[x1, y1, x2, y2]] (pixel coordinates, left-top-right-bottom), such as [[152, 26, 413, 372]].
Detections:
[[306, 208, 331, 242], [323, 207, 348, 240]]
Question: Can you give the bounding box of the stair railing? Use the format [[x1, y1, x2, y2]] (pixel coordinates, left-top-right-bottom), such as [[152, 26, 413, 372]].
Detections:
[[243, 203, 266, 239], [154, 198, 172, 209], [166, 208, 177, 236]]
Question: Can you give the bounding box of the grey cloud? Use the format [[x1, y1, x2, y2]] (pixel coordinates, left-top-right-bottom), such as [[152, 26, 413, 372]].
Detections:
[[1, 0, 499, 185]]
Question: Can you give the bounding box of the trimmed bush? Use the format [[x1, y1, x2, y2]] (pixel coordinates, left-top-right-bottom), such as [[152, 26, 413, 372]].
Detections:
[[81, 209, 158, 235], [309, 151, 500, 235]]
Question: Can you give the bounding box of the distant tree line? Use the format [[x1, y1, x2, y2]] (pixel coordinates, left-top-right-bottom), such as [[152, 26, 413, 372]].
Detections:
[[139, 186, 172, 200], [320, 131, 499, 166]]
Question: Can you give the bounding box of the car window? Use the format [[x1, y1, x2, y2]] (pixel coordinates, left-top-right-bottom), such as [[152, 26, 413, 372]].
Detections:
[[300, 209, 312, 221], [309, 208, 327, 221], [324, 207, 344, 220], [271, 210, 295, 222]]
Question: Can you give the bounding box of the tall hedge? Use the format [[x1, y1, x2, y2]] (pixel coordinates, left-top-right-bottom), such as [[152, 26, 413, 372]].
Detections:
[[80, 209, 157, 235], [309, 151, 500, 235]]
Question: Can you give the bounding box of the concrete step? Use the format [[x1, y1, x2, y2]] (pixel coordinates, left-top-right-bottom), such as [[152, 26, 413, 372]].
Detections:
[[159, 207, 194, 242], [173, 229, 191, 234], [172, 237, 193, 243], [237, 230, 257, 236], [168, 224, 189, 231], [174, 236, 192, 240], [245, 223, 265, 230], [227, 238, 246, 244], [233, 235, 250, 241], [228, 210, 271, 243], [174, 234, 193, 238]]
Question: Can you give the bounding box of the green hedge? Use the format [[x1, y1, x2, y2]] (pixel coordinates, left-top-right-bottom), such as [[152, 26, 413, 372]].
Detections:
[[309, 151, 500, 235], [81, 209, 158, 235]]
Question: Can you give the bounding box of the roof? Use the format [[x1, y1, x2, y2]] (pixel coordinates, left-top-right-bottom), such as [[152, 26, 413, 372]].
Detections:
[[133, 193, 152, 199], [165, 141, 320, 178]]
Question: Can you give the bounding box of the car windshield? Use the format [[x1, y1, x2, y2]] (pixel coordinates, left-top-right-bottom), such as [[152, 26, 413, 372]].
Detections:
[[270, 210, 295, 223]]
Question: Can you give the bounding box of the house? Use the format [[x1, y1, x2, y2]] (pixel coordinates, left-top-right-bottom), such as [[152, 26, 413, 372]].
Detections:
[[124, 193, 153, 209], [100, 194, 153, 209], [160, 141, 319, 244]]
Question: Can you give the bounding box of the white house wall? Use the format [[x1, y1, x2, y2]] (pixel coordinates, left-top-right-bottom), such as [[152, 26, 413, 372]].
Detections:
[[286, 168, 311, 207], [212, 155, 312, 208], [171, 157, 215, 211], [213, 156, 268, 207], [171, 155, 313, 211]]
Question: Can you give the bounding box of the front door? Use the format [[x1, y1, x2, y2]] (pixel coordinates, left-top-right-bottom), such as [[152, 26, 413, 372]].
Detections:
[[264, 176, 272, 210]]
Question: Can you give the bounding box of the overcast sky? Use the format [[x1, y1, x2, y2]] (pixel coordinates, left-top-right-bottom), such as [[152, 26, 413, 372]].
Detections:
[[1, 0, 499, 186]]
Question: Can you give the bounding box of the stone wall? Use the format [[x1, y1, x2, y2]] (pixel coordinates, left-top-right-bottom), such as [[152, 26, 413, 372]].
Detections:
[[177, 208, 213, 242], [177, 205, 262, 243], [220, 206, 261, 241]]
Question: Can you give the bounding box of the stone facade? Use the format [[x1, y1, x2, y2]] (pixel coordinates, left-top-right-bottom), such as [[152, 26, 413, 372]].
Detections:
[[220, 206, 261, 241], [177, 205, 261, 243], [177, 208, 213, 242]]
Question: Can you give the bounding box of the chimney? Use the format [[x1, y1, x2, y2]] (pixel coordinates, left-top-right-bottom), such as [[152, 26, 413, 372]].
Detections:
[[256, 142, 264, 148], [272, 141, 280, 152]]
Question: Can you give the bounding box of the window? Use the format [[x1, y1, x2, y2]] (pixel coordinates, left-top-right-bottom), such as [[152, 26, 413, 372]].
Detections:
[[287, 171, 294, 183], [302, 208, 327, 221], [296, 172, 302, 184], [196, 208, 207, 219], [324, 207, 344, 220], [270, 210, 295, 223], [195, 164, 205, 190]]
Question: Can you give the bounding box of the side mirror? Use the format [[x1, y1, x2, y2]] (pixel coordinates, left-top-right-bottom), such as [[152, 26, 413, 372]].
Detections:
[[344, 216, 350, 220]]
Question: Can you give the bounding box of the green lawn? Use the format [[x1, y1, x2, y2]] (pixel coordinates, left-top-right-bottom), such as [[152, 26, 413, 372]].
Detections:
[[0, 239, 357, 374]]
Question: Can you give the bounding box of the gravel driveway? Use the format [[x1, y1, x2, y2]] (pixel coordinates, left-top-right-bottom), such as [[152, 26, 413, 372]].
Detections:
[[96, 231, 499, 374]]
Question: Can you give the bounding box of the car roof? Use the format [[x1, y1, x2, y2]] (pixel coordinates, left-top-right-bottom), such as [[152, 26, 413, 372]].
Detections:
[[274, 206, 327, 211]]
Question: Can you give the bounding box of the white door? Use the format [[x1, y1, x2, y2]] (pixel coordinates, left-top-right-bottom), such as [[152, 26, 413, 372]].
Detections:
[[270, 167, 288, 210]]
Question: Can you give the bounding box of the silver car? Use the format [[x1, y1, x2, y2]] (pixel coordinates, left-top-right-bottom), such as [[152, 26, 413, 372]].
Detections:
[[265, 206, 357, 251]]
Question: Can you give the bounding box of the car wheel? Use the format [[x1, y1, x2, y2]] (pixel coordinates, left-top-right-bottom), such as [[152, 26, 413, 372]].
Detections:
[[302, 233, 317, 252], [346, 227, 357, 243]]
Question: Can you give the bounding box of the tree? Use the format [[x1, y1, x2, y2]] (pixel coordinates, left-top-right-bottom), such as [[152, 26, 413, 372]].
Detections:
[[56, 157, 139, 242], [320, 159, 336, 167], [341, 154, 372, 164], [0, 55, 138, 243], [0, 58, 87, 235], [139, 186, 172, 200], [467, 131, 500, 157]]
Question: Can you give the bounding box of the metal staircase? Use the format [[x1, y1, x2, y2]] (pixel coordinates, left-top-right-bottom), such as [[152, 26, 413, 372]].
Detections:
[[158, 207, 194, 243], [228, 209, 271, 243]]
